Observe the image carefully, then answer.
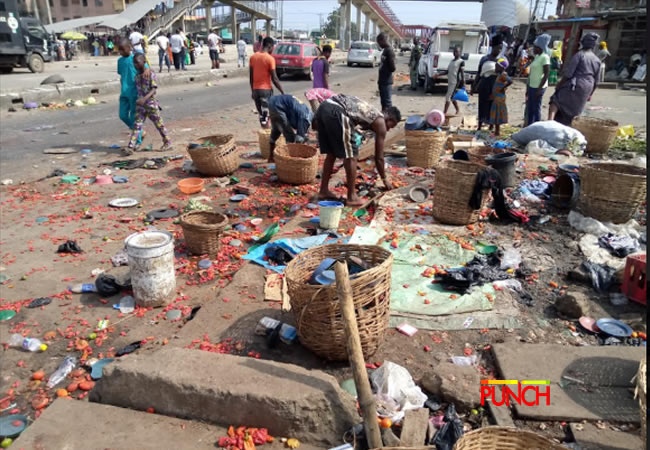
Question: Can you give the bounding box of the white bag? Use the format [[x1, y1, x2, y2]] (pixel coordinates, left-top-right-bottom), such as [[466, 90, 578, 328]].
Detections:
[[370, 361, 428, 423], [512, 120, 587, 150]]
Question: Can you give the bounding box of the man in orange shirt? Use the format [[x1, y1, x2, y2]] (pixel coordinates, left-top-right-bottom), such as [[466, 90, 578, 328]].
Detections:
[[249, 37, 284, 127]]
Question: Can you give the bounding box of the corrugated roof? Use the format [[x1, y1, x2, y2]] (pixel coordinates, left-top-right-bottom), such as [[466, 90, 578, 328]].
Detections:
[[98, 0, 160, 30], [44, 14, 118, 33]]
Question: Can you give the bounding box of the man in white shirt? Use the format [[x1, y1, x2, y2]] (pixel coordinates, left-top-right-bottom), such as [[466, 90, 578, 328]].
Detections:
[[237, 38, 247, 68], [129, 30, 144, 53], [207, 31, 221, 69], [156, 33, 170, 73], [170, 29, 185, 71]]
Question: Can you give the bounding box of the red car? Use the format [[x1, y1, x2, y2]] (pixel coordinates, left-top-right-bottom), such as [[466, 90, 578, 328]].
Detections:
[[272, 41, 321, 79]]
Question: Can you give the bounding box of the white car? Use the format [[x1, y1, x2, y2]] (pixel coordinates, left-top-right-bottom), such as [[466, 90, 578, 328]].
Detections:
[[347, 41, 381, 67], [417, 22, 490, 92]]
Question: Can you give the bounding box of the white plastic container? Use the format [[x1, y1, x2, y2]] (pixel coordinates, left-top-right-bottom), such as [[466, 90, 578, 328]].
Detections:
[[125, 230, 175, 308], [318, 201, 344, 229]]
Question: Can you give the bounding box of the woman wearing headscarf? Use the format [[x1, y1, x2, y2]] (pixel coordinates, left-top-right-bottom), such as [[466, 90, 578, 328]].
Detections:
[[596, 41, 611, 82], [472, 34, 503, 131], [525, 34, 551, 126], [549, 41, 562, 85], [548, 32, 601, 126]]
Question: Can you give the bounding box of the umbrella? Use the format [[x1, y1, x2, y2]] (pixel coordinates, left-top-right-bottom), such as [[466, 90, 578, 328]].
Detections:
[[60, 31, 87, 40]]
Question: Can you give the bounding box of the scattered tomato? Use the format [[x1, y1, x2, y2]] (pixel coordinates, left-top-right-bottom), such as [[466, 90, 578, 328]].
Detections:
[[379, 418, 392, 429], [56, 389, 68, 397], [31, 371, 45, 381]]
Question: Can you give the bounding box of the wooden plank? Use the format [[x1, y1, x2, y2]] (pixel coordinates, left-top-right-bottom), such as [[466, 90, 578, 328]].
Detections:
[[264, 274, 283, 302], [399, 408, 430, 447]]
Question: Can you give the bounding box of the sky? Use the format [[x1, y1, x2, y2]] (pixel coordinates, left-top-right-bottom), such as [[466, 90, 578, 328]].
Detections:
[[279, 0, 557, 32]]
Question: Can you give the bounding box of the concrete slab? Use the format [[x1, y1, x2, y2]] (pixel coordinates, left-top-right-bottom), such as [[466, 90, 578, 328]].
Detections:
[[399, 408, 430, 446], [569, 423, 643, 450], [493, 344, 644, 423], [90, 347, 357, 447]]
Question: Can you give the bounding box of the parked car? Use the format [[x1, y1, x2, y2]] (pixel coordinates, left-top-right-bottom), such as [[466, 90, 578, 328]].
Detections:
[[417, 22, 490, 92], [347, 41, 381, 67], [400, 42, 413, 52], [272, 41, 320, 79]]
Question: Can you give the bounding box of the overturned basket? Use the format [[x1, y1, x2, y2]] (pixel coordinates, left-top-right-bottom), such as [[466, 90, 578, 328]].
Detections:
[[578, 162, 646, 223], [285, 244, 393, 361], [258, 128, 285, 160], [571, 116, 618, 155], [432, 159, 489, 225], [187, 135, 238, 177], [406, 129, 447, 169], [179, 211, 228, 257], [275, 143, 319, 185], [468, 146, 505, 165], [453, 426, 565, 450]]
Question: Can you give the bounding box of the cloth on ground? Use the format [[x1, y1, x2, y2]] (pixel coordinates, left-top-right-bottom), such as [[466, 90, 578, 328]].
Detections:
[[582, 261, 617, 292], [598, 233, 640, 258], [242, 234, 329, 273], [95, 273, 131, 296], [519, 179, 550, 198], [57, 240, 82, 253], [435, 253, 512, 294], [470, 169, 528, 223]]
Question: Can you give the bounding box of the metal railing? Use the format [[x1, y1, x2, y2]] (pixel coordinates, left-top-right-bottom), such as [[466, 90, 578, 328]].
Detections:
[[146, 0, 203, 37]]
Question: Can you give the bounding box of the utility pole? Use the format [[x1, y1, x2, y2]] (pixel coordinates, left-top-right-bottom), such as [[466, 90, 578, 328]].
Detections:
[[44, 0, 52, 24], [280, 0, 284, 39], [523, 0, 541, 44]]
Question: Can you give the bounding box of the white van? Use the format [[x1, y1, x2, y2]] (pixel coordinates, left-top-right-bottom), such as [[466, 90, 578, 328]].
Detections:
[[417, 22, 490, 92]]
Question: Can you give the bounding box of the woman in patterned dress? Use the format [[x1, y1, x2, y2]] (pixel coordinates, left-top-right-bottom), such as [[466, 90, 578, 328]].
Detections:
[[489, 58, 513, 137]]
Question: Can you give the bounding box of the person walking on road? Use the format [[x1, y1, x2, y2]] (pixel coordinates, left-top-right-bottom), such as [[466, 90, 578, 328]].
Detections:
[[237, 37, 247, 67], [129, 29, 144, 54], [207, 31, 221, 69], [267, 95, 313, 162], [253, 35, 263, 53], [409, 37, 421, 90], [156, 33, 171, 73], [117, 39, 147, 151], [249, 37, 284, 127], [525, 34, 551, 126], [170, 29, 185, 71], [472, 34, 503, 131], [314, 94, 400, 206], [443, 46, 465, 115], [311, 44, 331, 89], [376, 32, 396, 110], [124, 53, 172, 155], [596, 41, 610, 82]]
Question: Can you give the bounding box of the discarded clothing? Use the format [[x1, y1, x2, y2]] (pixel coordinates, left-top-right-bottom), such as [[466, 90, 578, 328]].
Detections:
[[111, 250, 129, 267], [264, 244, 295, 265], [582, 261, 617, 292], [95, 274, 131, 296], [57, 240, 83, 254], [598, 233, 640, 258], [28, 297, 52, 308], [436, 253, 511, 293], [519, 179, 550, 198], [470, 169, 527, 223]]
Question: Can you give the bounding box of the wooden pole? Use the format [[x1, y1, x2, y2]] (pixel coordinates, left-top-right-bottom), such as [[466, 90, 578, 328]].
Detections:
[[334, 261, 383, 449]]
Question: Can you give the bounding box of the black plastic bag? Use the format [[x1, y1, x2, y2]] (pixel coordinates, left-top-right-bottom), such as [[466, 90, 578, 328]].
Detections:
[[28, 297, 52, 308], [582, 261, 617, 292], [57, 240, 82, 254], [436, 254, 510, 294], [432, 403, 464, 450], [95, 274, 131, 296], [115, 340, 141, 357]]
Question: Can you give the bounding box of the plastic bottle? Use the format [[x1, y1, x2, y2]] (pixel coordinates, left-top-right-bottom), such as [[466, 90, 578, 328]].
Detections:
[[8, 334, 44, 352], [46, 356, 77, 388], [68, 283, 97, 293], [119, 295, 135, 314]]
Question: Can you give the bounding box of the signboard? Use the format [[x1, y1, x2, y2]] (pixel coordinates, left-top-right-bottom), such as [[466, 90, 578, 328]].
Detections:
[[576, 0, 590, 8]]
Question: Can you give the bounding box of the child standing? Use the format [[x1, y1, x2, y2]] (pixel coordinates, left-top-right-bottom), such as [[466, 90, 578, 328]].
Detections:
[[489, 58, 512, 137], [118, 39, 146, 151], [124, 53, 172, 155]]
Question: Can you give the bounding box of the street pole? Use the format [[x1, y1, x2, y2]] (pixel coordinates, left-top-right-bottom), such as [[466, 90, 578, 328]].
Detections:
[[522, 0, 541, 44], [280, 0, 284, 40], [44, 0, 52, 24]]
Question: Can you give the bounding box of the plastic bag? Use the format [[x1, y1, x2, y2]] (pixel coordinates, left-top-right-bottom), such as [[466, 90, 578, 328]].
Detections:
[[500, 248, 521, 270], [616, 125, 635, 138], [95, 274, 130, 296], [568, 210, 642, 240], [432, 404, 464, 450], [525, 139, 557, 155], [452, 88, 469, 102], [582, 261, 616, 292], [511, 120, 586, 150], [370, 361, 428, 423]]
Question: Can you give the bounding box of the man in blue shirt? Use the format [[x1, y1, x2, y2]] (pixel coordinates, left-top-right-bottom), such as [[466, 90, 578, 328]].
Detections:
[[117, 39, 149, 150], [267, 95, 313, 162]]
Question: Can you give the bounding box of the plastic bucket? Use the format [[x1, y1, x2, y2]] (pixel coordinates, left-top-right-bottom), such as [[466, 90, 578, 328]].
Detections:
[[485, 152, 517, 187], [552, 173, 580, 209], [125, 230, 175, 308], [318, 201, 344, 229], [558, 164, 580, 177]]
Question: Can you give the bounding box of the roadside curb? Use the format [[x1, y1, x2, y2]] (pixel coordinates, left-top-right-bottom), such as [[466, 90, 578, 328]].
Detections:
[[0, 54, 349, 109]]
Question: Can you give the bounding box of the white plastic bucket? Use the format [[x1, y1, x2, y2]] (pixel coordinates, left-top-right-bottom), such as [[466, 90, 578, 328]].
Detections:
[[125, 230, 175, 308], [319, 201, 344, 229]]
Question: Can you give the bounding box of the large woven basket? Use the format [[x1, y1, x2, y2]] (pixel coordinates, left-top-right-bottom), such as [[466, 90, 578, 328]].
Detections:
[[275, 143, 319, 185], [635, 358, 646, 447], [285, 244, 393, 361], [405, 129, 447, 168], [179, 211, 228, 257], [258, 129, 285, 160], [432, 160, 489, 225], [453, 426, 565, 450], [468, 146, 505, 165], [571, 116, 618, 154], [187, 135, 238, 177], [578, 162, 646, 223]]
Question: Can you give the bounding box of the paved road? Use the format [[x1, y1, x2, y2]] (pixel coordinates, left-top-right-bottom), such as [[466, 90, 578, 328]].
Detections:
[[0, 61, 390, 174]]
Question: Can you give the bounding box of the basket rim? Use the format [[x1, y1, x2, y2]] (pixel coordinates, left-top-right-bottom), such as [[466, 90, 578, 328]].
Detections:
[[179, 210, 228, 227], [275, 143, 318, 160], [582, 162, 647, 178], [572, 116, 619, 127]]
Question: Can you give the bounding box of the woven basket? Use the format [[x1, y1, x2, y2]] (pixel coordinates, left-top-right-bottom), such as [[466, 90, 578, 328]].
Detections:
[[636, 358, 646, 447], [187, 135, 238, 177], [179, 211, 228, 257], [285, 244, 393, 361], [468, 146, 505, 165], [406, 129, 447, 168], [571, 116, 618, 154], [275, 143, 319, 185], [432, 160, 489, 225], [258, 129, 285, 160], [578, 162, 646, 223], [453, 426, 565, 450]]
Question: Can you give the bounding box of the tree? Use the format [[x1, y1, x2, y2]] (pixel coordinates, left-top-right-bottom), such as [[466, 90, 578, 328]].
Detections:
[[321, 8, 358, 39]]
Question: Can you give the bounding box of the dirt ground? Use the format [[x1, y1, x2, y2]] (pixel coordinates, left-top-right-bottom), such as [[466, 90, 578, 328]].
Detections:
[[0, 63, 647, 447]]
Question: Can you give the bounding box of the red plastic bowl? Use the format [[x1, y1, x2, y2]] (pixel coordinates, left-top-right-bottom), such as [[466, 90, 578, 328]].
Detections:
[[178, 178, 204, 194]]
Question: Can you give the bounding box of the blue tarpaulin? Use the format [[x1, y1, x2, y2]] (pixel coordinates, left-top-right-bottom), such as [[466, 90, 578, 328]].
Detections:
[[242, 234, 330, 273]]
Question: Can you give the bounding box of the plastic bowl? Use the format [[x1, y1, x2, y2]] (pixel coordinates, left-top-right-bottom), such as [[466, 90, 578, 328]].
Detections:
[[178, 178, 204, 194]]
